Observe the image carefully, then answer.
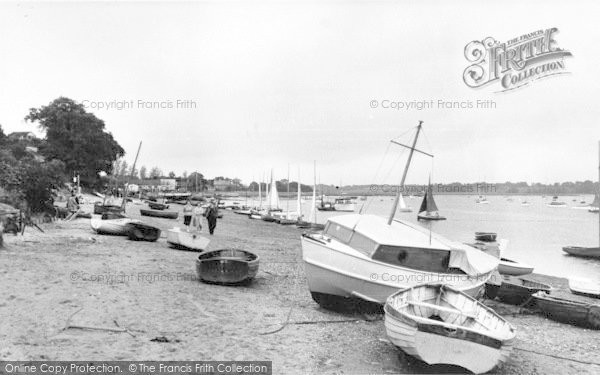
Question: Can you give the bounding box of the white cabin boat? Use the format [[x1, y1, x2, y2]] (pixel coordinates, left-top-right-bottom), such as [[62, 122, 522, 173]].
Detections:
[[333, 197, 356, 212], [166, 227, 210, 251], [384, 283, 515, 374], [301, 214, 499, 305]]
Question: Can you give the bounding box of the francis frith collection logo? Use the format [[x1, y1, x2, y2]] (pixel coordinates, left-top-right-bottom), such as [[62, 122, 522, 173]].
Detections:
[[463, 28, 572, 92]]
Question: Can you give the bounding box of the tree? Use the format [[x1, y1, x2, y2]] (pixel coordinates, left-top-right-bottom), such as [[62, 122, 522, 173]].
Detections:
[[168, 171, 176, 178], [139, 166, 147, 179], [25, 97, 124, 187], [119, 160, 129, 177], [0, 124, 6, 145], [149, 167, 162, 179]]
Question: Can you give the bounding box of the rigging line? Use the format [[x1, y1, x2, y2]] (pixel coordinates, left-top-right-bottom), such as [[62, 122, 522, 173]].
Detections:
[[364, 141, 393, 212]]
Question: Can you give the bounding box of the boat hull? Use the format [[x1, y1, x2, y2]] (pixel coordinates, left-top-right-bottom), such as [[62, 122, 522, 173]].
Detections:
[[302, 235, 488, 304], [126, 222, 161, 242], [417, 213, 446, 221], [495, 276, 551, 305], [562, 246, 600, 258], [93, 204, 122, 215], [384, 284, 515, 374], [167, 229, 210, 251], [90, 218, 137, 236], [568, 278, 600, 299], [533, 292, 600, 329], [498, 258, 534, 276], [195, 249, 259, 285], [140, 209, 178, 219]]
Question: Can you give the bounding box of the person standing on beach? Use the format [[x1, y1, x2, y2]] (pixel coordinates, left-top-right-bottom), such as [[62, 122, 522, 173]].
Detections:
[[205, 200, 218, 235], [183, 200, 193, 231], [65, 191, 80, 220], [191, 203, 203, 232]]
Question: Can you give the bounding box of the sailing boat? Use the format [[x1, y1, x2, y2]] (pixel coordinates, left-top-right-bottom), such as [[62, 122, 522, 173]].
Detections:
[[397, 193, 412, 212], [301, 121, 498, 307], [249, 176, 264, 220], [261, 170, 281, 222], [417, 178, 446, 221], [562, 141, 600, 258], [277, 167, 302, 225], [589, 194, 599, 213], [297, 161, 325, 230]]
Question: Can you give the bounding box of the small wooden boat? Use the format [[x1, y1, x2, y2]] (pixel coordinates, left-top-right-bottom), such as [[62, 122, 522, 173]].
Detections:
[[126, 222, 161, 242], [475, 232, 497, 242], [296, 221, 325, 230], [417, 181, 446, 221], [90, 218, 138, 236], [498, 257, 534, 276], [533, 292, 600, 329], [195, 249, 259, 285], [562, 246, 600, 259], [495, 276, 551, 305], [568, 278, 600, 299], [166, 228, 210, 252], [384, 283, 516, 374], [147, 202, 169, 210], [278, 218, 297, 225], [261, 213, 277, 222], [101, 212, 127, 220], [140, 209, 178, 219], [93, 202, 122, 215]]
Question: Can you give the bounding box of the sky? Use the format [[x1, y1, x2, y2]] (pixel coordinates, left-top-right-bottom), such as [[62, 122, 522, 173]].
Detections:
[[1, 0, 599, 186]]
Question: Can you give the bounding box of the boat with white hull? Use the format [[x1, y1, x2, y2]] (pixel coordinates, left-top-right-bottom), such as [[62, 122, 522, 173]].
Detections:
[[302, 214, 498, 305]]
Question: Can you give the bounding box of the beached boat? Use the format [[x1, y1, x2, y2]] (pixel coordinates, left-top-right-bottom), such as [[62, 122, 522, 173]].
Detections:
[[147, 201, 169, 210], [384, 283, 516, 374], [475, 232, 497, 242], [417, 180, 445, 221], [166, 227, 210, 251], [195, 248, 259, 284], [533, 292, 600, 329], [498, 258, 534, 276], [126, 222, 161, 242], [90, 218, 139, 235], [140, 209, 178, 219], [297, 161, 325, 230], [302, 123, 498, 307], [93, 202, 122, 215], [495, 276, 551, 305], [568, 278, 600, 299], [101, 212, 127, 220]]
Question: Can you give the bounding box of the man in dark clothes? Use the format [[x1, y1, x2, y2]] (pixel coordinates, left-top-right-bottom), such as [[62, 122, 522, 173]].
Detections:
[[205, 201, 219, 235]]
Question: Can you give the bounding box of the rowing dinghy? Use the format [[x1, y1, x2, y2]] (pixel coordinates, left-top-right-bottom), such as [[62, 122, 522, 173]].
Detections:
[[533, 292, 600, 329], [166, 228, 210, 252], [498, 257, 534, 276], [126, 222, 161, 242], [495, 276, 552, 305], [384, 283, 516, 374], [90, 218, 139, 236], [140, 209, 178, 219], [475, 232, 497, 242], [562, 246, 600, 259], [93, 203, 122, 215], [195, 249, 259, 285], [147, 202, 169, 210], [568, 278, 600, 299]]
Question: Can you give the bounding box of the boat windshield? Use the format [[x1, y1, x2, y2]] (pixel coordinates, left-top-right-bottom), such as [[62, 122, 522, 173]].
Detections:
[[324, 223, 378, 256]]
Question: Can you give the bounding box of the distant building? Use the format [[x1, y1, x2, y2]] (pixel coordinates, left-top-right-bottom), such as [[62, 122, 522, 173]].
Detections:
[[214, 179, 233, 191], [8, 132, 37, 142]]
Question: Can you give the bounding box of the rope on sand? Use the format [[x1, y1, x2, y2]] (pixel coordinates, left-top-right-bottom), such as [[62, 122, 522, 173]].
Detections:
[[514, 346, 600, 366]]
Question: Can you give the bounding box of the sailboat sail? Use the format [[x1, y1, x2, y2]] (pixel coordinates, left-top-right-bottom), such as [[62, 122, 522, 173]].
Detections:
[[297, 171, 302, 219], [418, 194, 427, 213], [426, 187, 439, 212], [309, 162, 317, 223], [267, 170, 280, 210], [591, 194, 599, 208], [399, 194, 407, 209]]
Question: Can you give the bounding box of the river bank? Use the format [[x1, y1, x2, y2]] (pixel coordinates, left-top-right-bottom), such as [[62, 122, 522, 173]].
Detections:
[[0, 199, 599, 374]]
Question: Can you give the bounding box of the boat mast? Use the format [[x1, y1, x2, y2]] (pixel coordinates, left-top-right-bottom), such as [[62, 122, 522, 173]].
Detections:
[[387, 121, 424, 225], [121, 141, 142, 213], [287, 164, 290, 215], [598, 140, 599, 247]]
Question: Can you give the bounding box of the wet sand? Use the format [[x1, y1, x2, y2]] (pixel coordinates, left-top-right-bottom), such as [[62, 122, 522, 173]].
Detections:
[[1, 198, 599, 374]]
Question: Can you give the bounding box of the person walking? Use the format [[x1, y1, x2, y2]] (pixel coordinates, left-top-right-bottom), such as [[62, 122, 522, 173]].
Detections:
[[191, 203, 203, 232], [183, 200, 193, 231], [205, 200, 219, 235]]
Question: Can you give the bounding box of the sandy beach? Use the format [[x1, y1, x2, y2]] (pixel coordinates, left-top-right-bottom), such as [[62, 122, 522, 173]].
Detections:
[[1, 199, 599, 374]]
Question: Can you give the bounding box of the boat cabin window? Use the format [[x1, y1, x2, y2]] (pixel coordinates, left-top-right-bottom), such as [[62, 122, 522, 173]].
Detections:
[[324, 223, 353, 243], [347, 232, 378, 256], [371, 245, 460, 273]]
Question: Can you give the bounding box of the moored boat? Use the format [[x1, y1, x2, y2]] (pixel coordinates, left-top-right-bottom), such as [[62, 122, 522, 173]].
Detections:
[[568, 278, 600, 299], [533, 292, 600, 329], [333, 197, 356, 212], [167, 227, 210, 251], [498, 257, 534, 276], [495, 275, 551, 305], [140, 209, 178, 219], [417, 180, 445, 221], [384, 283, 516, 374], [195, 248, 259, 284], [126, 222, 161, 242], [562, 246, 600, 258]]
